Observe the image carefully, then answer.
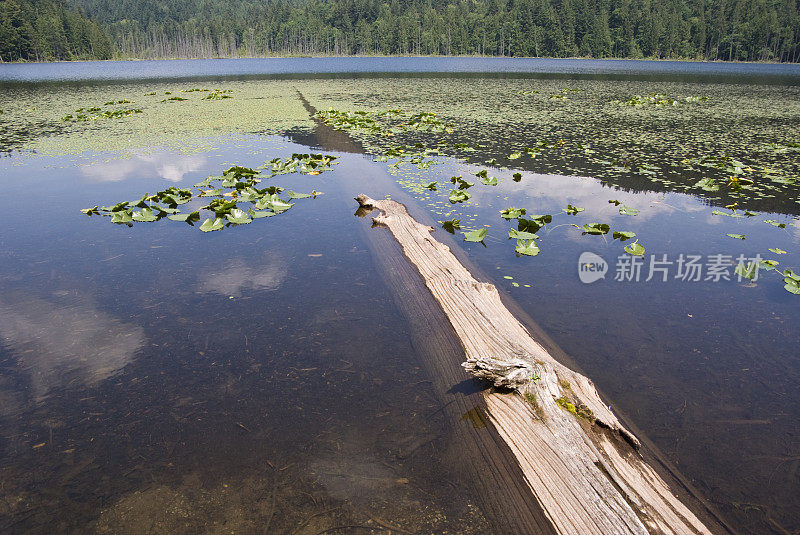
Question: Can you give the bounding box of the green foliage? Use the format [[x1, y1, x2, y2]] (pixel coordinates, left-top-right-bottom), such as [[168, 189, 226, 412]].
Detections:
[[515, 239, 540, 256], [463, 228, 487, 243], [624, 241, 646, 256], [578, 223, 611, 235], [52, 0, 800, 63], [563, 204, 584, 215], [0, 0, 112, 61], [440, 218, 461, 233], [500, 207, 526, 220], [81, 154, 337, 231]]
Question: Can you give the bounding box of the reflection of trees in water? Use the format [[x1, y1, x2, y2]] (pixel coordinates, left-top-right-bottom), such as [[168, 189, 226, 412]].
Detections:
[[0, 293, 145, 404]]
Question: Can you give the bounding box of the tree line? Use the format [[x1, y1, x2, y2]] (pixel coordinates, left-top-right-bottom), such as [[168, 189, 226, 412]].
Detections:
[[4, 0, 800, 62], [0, 0, 112, 61]]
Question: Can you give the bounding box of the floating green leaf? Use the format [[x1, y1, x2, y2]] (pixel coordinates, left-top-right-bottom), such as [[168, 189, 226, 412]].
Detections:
[[563, 204, 584, 215], [449, 189, 471, 203], [450, 175, 474, 189], [769, 248, 787, 254], [783, 270, 800, 294], [225, 208, 252, 225], [695, 178, 720, 192], [727, 233, 746, 240], [265, 198, 293, 213], [167, 211, 200, 224], [481, 176, 498, 186], [518, 214, 552, 234], [131, 208, 158, 222], [251, 210, 277, 218], [509, 229, 539, 240], [735, 262, 758, 280], [512, 172, 522, 182], [110, 210, 132, 224], [424, 182, 437, 190], [515, 239, 540, 256], [199, 217, 224, 232], [613, 231, 636, 241], [287, 190, 316, 199], [441, 219, 461, 233], [500, 207, 526, 220], [463, 228, 488, 243], [712, 210, 744, 218], [624, 240, 645, 256], [619, 205, 639, 216], [580, 223, 610, 235]]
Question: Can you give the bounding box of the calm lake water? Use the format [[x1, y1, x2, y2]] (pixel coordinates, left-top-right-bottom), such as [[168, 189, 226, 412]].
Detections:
[[1, 58, 799, 534]]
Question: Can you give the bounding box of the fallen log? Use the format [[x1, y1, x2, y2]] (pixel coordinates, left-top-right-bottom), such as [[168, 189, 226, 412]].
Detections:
[[356, 193, 714, 535]]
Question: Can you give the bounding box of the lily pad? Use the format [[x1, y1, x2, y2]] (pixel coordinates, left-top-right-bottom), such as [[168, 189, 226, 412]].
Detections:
[[500, 207, 526, 220], [131, 208, 158, 222], [441, 219, 461, 233], [515, 239, 540, 256], [735, 262, 758, 280], [463, 228, 488, 243], [287, 190, 316, 199], [110, 210, 132, 224], [199, 217, 225, 232], [449, 190, 471, 203], [727, 233, 746, 240], [695, 178, 720, 192], [580, 223, 610, 235], [225, 208, 252, 224], [509, 229, 539, 240], [167, 211, 200, 224], [624, 240, 645, 256], [613, 231, 636, 241]]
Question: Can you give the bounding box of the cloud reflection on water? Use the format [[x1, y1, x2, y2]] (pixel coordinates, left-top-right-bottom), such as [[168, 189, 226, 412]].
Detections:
[[0, 294, 145, 401], [196, 257, 288, 297], [79, 151, 208, 183]]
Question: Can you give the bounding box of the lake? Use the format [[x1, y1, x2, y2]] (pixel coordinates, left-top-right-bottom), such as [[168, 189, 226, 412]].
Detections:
[[1, 57, 799, 534]]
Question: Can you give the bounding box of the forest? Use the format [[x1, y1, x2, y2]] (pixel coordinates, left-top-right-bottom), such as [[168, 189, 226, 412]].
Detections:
[[0, 0, 111, 61], [2, 0, 800, 62]]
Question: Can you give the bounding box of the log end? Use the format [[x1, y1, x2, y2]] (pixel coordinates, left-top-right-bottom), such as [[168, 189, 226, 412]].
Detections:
[[355, 194, 376, 207], [462, 356, 538, 389]]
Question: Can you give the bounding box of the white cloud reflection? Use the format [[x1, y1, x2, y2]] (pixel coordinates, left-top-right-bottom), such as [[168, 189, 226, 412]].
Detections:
[[80, 151, 208, 183], [197, 257, 288, 297], [0, 294, 145, 399]]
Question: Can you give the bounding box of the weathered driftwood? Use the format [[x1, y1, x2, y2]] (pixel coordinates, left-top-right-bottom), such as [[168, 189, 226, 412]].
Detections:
[[356, 193, 713, 535], [299, 93, 560, 532]]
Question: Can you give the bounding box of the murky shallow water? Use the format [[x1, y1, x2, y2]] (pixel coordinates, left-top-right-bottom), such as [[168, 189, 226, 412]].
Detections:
[[1, 59, 799, 534], [0, 139, 496, 533]]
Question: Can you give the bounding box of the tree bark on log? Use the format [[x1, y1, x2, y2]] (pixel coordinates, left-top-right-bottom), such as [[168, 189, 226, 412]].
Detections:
[[356, 193, 714, 535]]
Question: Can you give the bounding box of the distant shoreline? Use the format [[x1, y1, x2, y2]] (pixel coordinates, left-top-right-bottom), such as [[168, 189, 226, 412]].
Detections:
[[1, 55, 797, 66]]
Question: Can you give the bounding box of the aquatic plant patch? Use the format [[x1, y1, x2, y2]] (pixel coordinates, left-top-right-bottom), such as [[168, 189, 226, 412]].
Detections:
[[82, 154, 336, 232]]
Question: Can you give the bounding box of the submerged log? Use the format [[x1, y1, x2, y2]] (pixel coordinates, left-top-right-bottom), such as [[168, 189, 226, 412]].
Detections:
[[356, 193, 714, 535]]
